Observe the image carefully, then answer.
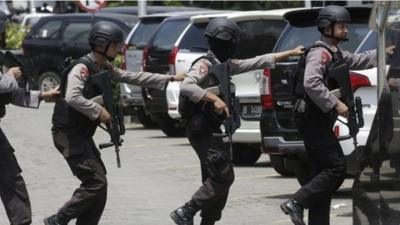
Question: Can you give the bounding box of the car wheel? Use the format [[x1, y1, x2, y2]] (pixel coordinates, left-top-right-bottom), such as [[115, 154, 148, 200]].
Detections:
[[232, 143, 261, 165], [137, 107, 158, 128], [269, 155, 294, 176], [38, 71, 60, 91], [152, 113, 185, 137]]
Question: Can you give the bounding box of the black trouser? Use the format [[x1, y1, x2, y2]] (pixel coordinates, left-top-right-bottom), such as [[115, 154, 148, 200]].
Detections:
[[186, 113, 235, 222], [0, 128, 32, 225], [293, 105, 346, 225], [52, 130, 107, 225]]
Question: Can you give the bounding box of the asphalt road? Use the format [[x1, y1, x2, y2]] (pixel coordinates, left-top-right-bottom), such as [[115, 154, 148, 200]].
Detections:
[[0, 103, 353, 225]]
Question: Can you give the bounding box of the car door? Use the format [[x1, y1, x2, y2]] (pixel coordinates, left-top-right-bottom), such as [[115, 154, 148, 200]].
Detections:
[[23, 18, 64, 68]]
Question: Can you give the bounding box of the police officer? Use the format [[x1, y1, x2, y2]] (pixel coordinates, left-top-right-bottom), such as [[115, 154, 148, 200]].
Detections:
[[44, 21, 184, 225], [170, 18, 304, 225], [0, 10, 59, 225], [280, 5, 394, 225]]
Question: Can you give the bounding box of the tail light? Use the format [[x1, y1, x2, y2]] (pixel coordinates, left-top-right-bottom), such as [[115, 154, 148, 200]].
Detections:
[[142, 46, 149, 72], [260, 68, 274, 109], [334, 125, 340, 138], [168, 46, 179, 74], [120, 44, 128, 70], [349, 72, 371, 92]]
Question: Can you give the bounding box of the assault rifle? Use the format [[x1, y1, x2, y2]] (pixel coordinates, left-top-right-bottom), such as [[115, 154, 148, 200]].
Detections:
[[207, 62, 241, 155], [327, 64, 364, 152], [0, 50, 39, 90], [91, 70, 125, 168]]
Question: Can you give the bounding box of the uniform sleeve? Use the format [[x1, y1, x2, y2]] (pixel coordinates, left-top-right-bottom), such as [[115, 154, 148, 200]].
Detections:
[[65, 63, 102, 121], [11, 89, 41, 108], [112, 66, 169, 90], [180, 59, 212, 103], [229, 53, 276, 75], [341, 49, 377, 70], [304, 47, 339, 113], [0, 73, 19, 93]]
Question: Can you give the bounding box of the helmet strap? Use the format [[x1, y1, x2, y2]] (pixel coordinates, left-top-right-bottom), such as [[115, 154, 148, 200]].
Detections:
[[93, 42, 115, 61]]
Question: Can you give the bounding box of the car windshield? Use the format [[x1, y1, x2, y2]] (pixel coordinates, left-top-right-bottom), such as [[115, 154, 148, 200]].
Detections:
[[151, 19, 189, 51], [235, 19, 286, 59], [129, 19, 162, 49], [275, 23, 370, 60]]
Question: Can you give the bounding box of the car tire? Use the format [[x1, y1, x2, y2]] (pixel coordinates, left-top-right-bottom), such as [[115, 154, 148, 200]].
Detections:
[[232, 143, 261, 165], [137, 107, 158, 128], [152, 113, 185, 137], [269, 155, 294, 176], [38, 71, 60, 91]]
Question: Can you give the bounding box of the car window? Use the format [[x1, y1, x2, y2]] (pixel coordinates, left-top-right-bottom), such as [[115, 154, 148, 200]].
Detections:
[[151, 19, 189, 51], [235, 19, 287, 59], [129, 19, 162, 49], [62, 22, 91, 42], [356, 31, 377, 53], [178, 22, 208, 52], [32, 20, 62, 39], [275, 23, 370, 55]]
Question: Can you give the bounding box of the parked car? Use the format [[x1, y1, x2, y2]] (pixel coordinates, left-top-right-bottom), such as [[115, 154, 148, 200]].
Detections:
[[141, 11, 223, 136], [98, 6, 207, 15], [119, 11, 209, 128], [22, 13, 138, 91], [165, 9, 296, 164], [353, 2, 400, 223], [259, 7, 375, 178], [20, 13, 52, 32]]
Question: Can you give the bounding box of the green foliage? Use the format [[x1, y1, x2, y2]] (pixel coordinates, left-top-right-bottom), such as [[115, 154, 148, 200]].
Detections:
[[5, 23, 27, 50]]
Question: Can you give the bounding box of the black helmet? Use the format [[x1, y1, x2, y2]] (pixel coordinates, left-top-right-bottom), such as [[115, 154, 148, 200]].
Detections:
[[317, 5, 351, 31], [89, 21, 123, 52], [204, 18, 240, 44]]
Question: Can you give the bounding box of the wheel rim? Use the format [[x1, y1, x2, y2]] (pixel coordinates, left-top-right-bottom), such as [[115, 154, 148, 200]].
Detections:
[[41, 75, 59, 91]]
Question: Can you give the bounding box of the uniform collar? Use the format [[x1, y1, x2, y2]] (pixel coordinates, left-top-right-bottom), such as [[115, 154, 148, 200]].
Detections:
[[318, 36, 340, 52]]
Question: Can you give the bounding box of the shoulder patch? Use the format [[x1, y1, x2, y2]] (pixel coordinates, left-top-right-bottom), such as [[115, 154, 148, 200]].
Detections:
[[80, 65, 89, 79], [199, 63, 209, 76], [321, 51, 331, 65]]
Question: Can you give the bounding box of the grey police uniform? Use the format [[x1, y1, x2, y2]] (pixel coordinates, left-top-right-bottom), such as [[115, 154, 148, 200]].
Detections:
[[0, 71, 42, 225], [180, 51, 276, 222], [51, 52, 172, 225], [293, 36, 377, 225]]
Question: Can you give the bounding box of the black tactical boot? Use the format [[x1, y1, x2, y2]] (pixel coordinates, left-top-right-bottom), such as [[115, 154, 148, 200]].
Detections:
[[200, 218, 215, 225], [170, 201, 199, 225], [280, 199, 305, 225], [43, 212, 69, 225]]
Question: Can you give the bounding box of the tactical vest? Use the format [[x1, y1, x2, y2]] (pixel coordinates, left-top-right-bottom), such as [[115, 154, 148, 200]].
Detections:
[[293, 43, 349, 107], [52, 56, 103, 136], [0, 92, 12, 118], [178, 55, 219, 118]]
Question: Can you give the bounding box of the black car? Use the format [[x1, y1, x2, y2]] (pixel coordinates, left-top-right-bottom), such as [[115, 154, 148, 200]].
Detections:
[[259, 7, 372, 178], [98, 6, 207, 15], [22, 13, 138, 91]]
